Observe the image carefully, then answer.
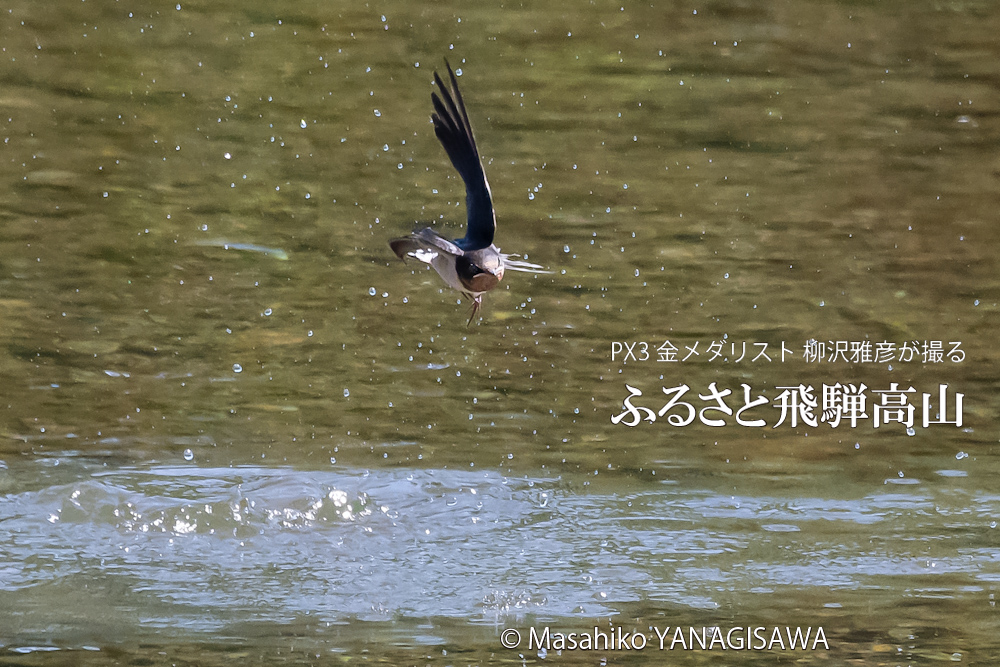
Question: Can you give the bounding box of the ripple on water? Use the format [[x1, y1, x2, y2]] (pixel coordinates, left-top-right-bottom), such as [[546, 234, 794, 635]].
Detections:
[[0, 464, 995, 632]]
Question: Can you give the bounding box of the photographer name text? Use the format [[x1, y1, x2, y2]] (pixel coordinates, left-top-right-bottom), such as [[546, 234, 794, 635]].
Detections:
[[500, 625, 829, 652]]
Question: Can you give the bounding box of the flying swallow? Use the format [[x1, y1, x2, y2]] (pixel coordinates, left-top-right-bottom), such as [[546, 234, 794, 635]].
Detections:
[[389, 61, 546, 325]]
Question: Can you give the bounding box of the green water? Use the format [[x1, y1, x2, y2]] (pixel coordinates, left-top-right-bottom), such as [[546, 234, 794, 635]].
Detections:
[[1, 0, 998, 664]]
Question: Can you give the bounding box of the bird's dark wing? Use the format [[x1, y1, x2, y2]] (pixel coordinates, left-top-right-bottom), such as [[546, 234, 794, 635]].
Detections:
[[431, 61, 496, 251]]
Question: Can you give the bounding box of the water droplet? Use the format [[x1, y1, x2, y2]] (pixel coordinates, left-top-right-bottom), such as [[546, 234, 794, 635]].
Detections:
[[343, 388, 350, 397], [233, 363, 243, 373], [368, 287, 377, 296], [183, 448, 194, 461], [300, 119, 307, 129]]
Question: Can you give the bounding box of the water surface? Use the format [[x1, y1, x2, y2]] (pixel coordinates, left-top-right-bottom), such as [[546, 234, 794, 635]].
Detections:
[[1, 0, 999, 664]]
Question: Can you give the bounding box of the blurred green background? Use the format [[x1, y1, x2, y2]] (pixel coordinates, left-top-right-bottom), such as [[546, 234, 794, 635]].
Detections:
[[0, 0, 998, 664]]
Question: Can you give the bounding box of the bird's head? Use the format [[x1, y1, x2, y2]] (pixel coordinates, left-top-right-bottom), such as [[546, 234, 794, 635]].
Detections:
[[456, 255, 503, 294]]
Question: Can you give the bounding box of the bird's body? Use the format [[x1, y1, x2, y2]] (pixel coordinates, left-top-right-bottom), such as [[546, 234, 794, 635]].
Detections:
[[389, 226, 503, 297], [390, 61, 539, 324]]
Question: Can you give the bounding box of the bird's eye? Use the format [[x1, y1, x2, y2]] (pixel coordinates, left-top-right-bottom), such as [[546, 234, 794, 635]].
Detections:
[[455, 256, 483, 280]]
